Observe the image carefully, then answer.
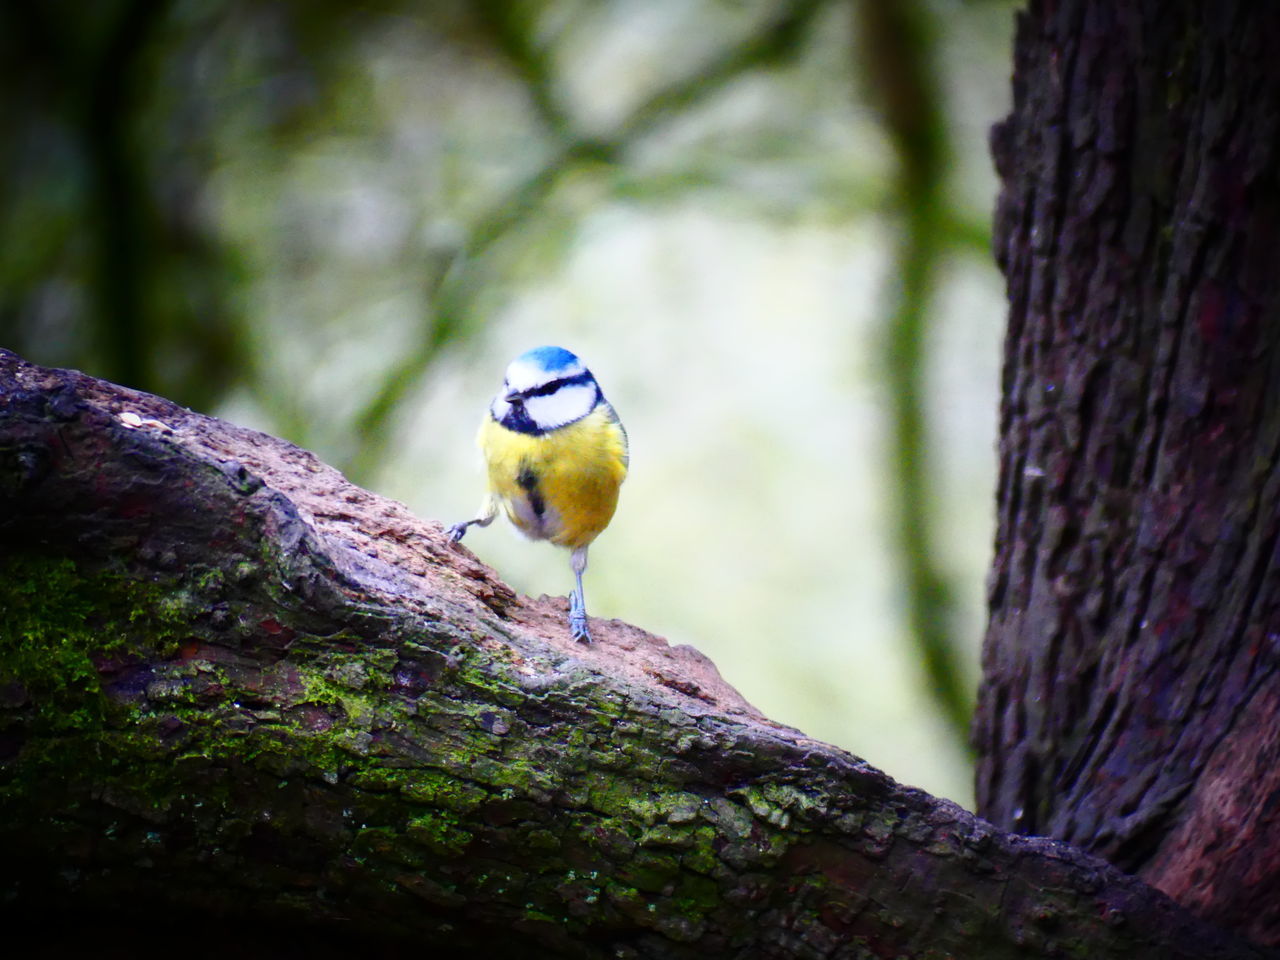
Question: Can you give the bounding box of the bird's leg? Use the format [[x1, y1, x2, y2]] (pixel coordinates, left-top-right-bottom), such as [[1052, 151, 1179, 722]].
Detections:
[[569, 546, 591, 643], [447, 495, 497, 542]]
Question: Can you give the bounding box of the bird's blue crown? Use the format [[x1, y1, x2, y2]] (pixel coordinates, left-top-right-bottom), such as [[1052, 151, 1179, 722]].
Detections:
[[519, 345, 582, 374]]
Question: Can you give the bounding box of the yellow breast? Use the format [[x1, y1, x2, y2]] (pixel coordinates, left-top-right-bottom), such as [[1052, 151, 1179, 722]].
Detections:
[[478, 404, 628, 550]]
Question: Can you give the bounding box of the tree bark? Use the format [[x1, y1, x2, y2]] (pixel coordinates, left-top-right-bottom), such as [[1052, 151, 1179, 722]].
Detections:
[[1, 351, 1273, 959], [974, 0, 1280, 946]]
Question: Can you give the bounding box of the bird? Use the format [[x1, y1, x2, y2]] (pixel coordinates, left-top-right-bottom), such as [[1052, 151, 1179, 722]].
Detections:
[[448, 345, 628, 643]]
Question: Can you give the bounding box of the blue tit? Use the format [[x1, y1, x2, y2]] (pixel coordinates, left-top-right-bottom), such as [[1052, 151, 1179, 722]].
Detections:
[[448, 345, 629, 643]]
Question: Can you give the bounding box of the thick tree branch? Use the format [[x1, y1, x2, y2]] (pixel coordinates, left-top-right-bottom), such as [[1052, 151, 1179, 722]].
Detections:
[[0, 350, 1272, 959]]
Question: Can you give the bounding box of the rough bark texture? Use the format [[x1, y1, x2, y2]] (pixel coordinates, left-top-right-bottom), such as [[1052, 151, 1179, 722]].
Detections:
[[974, 0, 1280, 946], [1, 351, 1274, 959]]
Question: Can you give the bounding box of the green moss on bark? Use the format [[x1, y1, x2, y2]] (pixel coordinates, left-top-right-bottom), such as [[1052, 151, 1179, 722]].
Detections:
[[0, 554, 768, 945]]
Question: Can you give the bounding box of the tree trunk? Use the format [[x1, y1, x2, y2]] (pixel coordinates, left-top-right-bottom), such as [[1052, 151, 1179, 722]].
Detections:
[[1, 351, 1274, 959], [974, 0, 1280, 946]]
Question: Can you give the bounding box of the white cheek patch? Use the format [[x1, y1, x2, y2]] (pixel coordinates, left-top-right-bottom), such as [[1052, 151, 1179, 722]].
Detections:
[[505, 357, 585, 394], [525, 383, 596, 429]]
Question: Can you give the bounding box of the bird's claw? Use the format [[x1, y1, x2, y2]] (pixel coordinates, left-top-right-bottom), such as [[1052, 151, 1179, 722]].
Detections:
[[447, 522, 468, 543], [569, 592, 591, 643]]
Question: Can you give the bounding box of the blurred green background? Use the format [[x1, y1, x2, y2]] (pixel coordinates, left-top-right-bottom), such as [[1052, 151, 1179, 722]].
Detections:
[[0, 0, 1015, 807]]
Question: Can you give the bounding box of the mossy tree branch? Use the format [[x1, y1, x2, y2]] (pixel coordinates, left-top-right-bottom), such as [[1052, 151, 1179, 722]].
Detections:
[[1, 351, 1273, 959]]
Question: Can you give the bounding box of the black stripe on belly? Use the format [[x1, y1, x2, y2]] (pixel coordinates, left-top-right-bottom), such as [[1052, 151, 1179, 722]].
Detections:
[[516, 464, 545, 518]]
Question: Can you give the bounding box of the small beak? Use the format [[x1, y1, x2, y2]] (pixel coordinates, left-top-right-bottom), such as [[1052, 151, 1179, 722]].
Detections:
[[503, 388, 525, 405]]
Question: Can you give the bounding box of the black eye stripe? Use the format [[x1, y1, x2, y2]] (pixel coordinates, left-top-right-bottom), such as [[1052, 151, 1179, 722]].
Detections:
[[495, 369, 602, 434], [522, 370, 593, 399]]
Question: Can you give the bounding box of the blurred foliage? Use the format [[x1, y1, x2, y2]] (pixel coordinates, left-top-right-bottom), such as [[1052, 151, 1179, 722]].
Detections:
[[0, 0, 1016, 779], [856, 1, 971, 743]]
